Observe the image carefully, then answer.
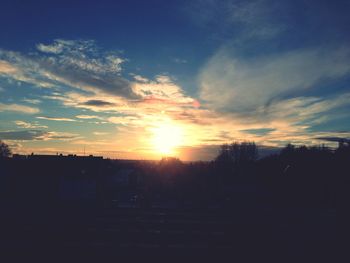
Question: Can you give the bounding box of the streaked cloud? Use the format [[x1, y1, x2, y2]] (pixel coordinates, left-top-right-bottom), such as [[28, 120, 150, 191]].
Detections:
[[42, 92, 122, 112], [82, 100, 116, 107], [132, 74, 149, 83], [0, 130, 46, 140], [132, 75, 199, 106], [36, 39, 67, 54], [36, 39, 125, 73], [0, 130, 80, 141], [199, 46, 350, 112], [1, 35, 350, 160], [76, 115, 103, 120], [187, 0, 287, 40], [225, 0, 287, 39], [0, 39, 136, 98], [46, 131, 81, 140], [0, 41, 199, 117], [315, 136, 350, 143], [0, 60, 18, 74], [172, 58, 188, 64], [107, 115, 143, 126], [0, 103, 40, 114], [14, 120, 48, 129], [22, 98, 41, 104], [241, 128, 276, 136], [93, 132, 109, 136], [36, 116, 76, 122]]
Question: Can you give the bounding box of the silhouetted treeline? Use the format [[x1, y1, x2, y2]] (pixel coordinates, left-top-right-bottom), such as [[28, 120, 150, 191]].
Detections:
[[0, 141, 339, 256], [0, 140, 11, 157], [257, 144, 340, 209], [0, 141, 344, 211]]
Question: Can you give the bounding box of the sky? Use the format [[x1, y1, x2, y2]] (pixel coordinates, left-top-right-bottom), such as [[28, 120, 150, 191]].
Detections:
[[1, 0, 350, 160]]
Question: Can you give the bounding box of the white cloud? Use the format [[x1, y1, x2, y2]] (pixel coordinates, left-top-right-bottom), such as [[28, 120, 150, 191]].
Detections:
[[22, 98, 41, 104], [132, 75, 199, 106], [36, 40, 66, 54], [173, 58, 188, 64], [0, 41, 200, 124], [2, 38, 350, 155], [105, 55, 125, 72], [107, 116, 142, 126], [76, 115, 103, 120], [44, 131, 81, 141], [133, 74, 149, 83], [0, 60, 18, 74], [14, 120, 48, 129], [36, 116, 76, 122], [1, 39, 134, 98], [0, 51, 56, 89], [0, 103, 40, 114], [93, 132, 109, 136], [199, 46, 350, 112], [36, 39, 125, 75]]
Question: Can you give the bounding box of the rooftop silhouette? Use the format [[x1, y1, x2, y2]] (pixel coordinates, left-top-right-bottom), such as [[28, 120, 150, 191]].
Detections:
[[0, 140, 339, 259]]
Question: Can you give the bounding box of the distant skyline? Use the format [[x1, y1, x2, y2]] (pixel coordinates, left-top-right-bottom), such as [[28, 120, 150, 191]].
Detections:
[[1, 0, 350, 160]]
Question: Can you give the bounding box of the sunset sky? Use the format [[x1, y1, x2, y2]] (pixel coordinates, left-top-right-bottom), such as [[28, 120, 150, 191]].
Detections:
[[1, 0, 350, 160]]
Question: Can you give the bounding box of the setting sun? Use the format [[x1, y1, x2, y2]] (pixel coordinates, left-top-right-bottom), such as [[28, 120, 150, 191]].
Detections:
[[151, 123, 183, 155]]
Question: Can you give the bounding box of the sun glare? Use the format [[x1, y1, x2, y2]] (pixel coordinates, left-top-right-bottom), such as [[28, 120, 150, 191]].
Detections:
[[151, 123, 183, 155]]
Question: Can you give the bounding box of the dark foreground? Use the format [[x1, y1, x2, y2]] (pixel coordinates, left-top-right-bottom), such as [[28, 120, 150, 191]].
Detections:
[[0, 204, 336, 261], [0, 144, 341, 261]]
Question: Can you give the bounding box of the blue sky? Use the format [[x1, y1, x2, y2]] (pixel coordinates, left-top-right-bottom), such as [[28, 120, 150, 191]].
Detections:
[[1, 0, 350, 160]]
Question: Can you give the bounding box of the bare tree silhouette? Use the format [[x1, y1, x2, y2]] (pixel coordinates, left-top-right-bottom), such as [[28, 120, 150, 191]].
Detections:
[[215, 141, 258, 165], [0, 140, 11, 157]]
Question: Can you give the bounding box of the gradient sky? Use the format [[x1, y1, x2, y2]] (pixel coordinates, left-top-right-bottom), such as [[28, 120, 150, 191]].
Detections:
[[1, 0, 350, 160]]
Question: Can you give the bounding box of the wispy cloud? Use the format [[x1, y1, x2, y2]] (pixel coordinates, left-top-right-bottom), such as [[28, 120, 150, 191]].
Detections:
[[76, 115, 104, 120], [2, 37, 350, 158], [241, 128, 276, 136], [0, 103, 40, 114], [187, 0, 287, 40], [0, 130, 46, 140], [36, 39, 125, 73], [93, 132, 109, 136], [0, 60, 18, 74], [46, 131, 81, 140], [82, 100, 116, 107], [14, 120, 48, 129], [132, 75, 199, 106], [199, 46, 350, 112], [315, 136, 350, 143], [42, 92, 124, 112], [0, 39, 135, 98], [172, 58, 188, 64], [0, 53, 55, 88], [0, 130, 80, 141], [22, 98, 41, 104], [41, 75, 200, 120], [225, 0, 287, 39], [0, 40, 199, 121], [36, 116, 76, 122], [36, 39, 71, 54], [132, 74, 149, 83]]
